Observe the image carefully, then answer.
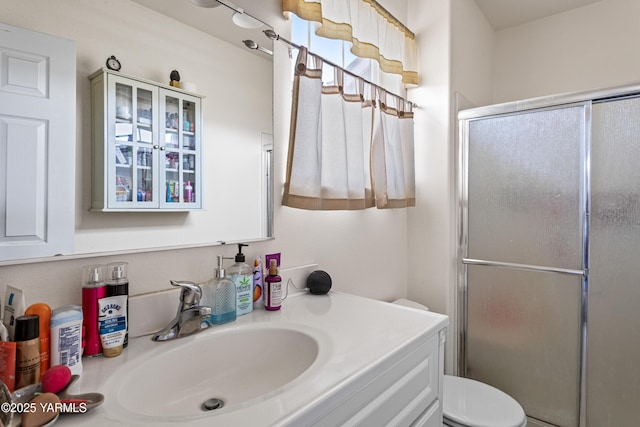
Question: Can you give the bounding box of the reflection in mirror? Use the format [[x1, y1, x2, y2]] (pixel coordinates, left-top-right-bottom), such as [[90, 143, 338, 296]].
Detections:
[[0, 0, 273, 263]]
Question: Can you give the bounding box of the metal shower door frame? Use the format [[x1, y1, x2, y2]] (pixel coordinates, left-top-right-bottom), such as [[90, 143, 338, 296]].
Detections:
[[456, 100, 591, 427]]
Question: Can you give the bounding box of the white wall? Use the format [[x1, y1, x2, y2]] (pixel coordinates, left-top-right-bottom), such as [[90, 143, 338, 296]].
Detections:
[[493, 0, 640, 103], [405, 0, 453, 368], [0, 0, 408, 311], [404, 0, 495, 374], [436, 0, 640, 373]]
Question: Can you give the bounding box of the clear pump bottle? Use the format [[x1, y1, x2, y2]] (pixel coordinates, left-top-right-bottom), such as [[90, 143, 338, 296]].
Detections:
[[202, 256, 237, 325]]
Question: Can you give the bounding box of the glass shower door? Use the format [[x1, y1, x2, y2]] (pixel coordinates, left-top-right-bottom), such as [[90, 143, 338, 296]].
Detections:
[[588, 97, 640, 427], [462, 104, 588, 427]]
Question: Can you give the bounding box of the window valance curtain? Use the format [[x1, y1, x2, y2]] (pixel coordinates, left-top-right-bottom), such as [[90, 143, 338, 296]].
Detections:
[[282, 0, 418, 86], [282, 47, 415, 210]]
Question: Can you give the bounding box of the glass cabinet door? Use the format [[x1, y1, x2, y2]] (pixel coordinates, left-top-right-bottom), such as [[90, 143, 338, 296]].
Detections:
[[110, 77, 158, 208], [160, 90, 200, 208], [95, 71, 201, 211]]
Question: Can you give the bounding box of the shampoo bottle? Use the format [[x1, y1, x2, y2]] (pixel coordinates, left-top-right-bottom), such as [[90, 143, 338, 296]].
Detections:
[[253, 257, 264, 309], [229, 244, 253, 316]]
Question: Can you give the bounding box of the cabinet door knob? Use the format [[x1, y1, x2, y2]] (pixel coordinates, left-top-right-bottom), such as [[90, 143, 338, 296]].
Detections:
[[160, 146, 166, 151], [153, 145, 159, 149]]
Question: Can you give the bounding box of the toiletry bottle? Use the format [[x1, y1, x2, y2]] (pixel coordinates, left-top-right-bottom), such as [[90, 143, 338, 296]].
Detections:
[[14, 315, 40, 389], [25, 303, 51, 381], [203, 255, 236, 325], [3, 286, 26, 341], [98, 295, 127, 358], [184, 180, 193, 202], [229, 244, 253, 316], [200, 266, 216, 327], [0, 341, 16, 392], [106, 262, 129, 348], [253, 257, 264, 309], [82, 265, 106, 357], [50, 305, 83, 375], [264, 259, 283, 311]]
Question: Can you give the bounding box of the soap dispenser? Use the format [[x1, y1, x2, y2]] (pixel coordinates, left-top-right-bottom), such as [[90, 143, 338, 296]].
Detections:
[[229, 244, 253, 316], [202, 256, 237, 325]]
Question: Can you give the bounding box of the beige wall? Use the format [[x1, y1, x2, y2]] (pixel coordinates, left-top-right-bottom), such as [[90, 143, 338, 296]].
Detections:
[[434, 0, 640, 373], [0, 0, 408, 311], [405, 0, 453, 368], [404, 0, 495, 374], [493, 0, 640, 103]]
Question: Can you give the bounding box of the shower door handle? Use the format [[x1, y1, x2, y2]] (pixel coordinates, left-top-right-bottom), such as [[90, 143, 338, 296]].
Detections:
[[462, 258, 586, 276]]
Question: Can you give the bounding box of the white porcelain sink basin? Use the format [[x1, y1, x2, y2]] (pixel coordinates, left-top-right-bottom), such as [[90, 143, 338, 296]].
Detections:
[[103, 326, 319, 421], [64, 293, 448, 427]]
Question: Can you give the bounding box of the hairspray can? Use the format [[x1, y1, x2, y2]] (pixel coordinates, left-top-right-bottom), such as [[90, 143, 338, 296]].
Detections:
[[15, 315, 40, 389], [82, 265, 106, 357]]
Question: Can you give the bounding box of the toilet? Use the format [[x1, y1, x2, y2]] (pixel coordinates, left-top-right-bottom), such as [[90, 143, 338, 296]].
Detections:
[[392, 299, 527, 427]]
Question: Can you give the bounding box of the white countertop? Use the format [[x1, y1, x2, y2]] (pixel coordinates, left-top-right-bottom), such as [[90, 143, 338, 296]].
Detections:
[[55, 291, 448, 426]]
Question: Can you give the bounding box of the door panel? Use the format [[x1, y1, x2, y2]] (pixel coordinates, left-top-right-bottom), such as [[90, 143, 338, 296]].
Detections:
[[466, 265, 582, 427], [588, 98, 640, 426], [467, 106, 586, 269], [0, 23, 75, 260]]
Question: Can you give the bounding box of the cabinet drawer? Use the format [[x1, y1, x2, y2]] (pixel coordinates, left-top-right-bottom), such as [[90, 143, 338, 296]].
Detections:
[[411, 400, 441, 427], [313, 333, 440, 427]]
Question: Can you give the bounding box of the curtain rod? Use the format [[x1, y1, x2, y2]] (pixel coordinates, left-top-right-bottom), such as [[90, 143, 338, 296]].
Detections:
[[264, 29, 418, 109]]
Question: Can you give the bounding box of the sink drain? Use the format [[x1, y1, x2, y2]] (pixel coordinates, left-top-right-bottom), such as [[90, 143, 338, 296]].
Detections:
[[201, 398, 225, 411]]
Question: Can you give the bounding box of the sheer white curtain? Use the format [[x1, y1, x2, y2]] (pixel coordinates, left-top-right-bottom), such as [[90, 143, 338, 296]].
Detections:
[[282, 47, 415, 210], [372, 89, 416, 208], [283, 0, 418, 86]]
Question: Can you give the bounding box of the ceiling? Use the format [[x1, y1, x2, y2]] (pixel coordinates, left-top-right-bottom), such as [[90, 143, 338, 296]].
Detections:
[[474, 0, 603, 30], [131, 0, 605, 49], [131, 0, 273, 57]]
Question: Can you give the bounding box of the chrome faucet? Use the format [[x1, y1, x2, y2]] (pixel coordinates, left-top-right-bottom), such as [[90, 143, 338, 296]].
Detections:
[[152, 280, 212, 341]]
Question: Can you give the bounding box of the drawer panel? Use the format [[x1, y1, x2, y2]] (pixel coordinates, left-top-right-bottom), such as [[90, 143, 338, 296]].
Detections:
[[313, 333, 440, 427]]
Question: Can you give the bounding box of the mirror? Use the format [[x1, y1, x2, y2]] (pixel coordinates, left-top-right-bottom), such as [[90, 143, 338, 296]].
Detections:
[[2, 0, 273, 262]]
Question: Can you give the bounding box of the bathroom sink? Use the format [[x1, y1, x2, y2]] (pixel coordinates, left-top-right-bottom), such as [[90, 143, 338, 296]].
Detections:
[[63, 293, 448, 427], [102, 326, 319, 421]]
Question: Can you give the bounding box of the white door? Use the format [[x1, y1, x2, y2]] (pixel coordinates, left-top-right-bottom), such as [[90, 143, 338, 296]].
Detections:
[[0, 22, 76, 261]]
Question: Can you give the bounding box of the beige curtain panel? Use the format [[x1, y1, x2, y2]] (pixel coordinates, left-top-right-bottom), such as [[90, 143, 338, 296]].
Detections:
[[282, 47, 415, 210], [282, 0, 419, 86]]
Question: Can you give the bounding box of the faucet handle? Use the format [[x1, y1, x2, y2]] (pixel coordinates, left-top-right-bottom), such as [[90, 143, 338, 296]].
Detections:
[[170, 280, 202, 306]]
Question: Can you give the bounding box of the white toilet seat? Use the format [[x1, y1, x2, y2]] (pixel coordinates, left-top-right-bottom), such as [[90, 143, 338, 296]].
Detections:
[[443, 375, 527, 427]]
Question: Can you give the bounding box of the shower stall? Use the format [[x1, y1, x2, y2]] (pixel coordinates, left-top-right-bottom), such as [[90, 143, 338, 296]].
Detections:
[[457, 85, 640, 427]]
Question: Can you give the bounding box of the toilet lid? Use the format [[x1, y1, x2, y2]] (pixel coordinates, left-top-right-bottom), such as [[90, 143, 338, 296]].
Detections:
[[443, 375, 526, 427]]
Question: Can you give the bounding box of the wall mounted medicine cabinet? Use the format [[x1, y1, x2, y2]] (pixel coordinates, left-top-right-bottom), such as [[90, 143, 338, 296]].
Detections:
[[90, 69, 203, 211]]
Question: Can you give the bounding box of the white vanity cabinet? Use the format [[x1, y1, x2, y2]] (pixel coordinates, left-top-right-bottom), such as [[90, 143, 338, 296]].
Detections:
[[58, 292, 447, 427], [307, 329, 446, 427], [90, 69, 202, 211]]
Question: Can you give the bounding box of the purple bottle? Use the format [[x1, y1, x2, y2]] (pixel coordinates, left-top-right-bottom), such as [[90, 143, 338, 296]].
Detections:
[[264, 259, 282, 311]]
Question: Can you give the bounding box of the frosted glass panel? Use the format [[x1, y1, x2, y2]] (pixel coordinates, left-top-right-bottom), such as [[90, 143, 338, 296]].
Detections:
[[466, 265, 582, 427], [588, 98, 640, 426], [467, 106, 585, 269]]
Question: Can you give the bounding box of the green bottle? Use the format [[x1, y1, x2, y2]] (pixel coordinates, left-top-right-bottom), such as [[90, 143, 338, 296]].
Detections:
[[228, 244, 253, 316]]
